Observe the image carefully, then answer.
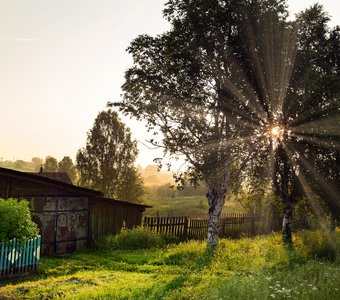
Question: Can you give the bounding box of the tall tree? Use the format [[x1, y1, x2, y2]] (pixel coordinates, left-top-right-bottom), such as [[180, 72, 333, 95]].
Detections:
[[114, 0, 339, 247], [116, 167, 145, 203], [285, 4, 340, 231], [58, 156, 77, 183], [114, 0, 288, 248], [76, 109, 144, 201], [31, 157, 43, 172], [44, 156, 58, 172]]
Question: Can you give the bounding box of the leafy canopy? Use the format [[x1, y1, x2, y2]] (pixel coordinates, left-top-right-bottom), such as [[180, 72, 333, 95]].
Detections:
[[115, 0, 340, 219], [58, 156, 77, 183], [76, 109, 144, 202]]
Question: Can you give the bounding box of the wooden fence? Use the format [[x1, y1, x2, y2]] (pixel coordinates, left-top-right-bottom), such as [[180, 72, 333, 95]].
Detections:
[[143, 214, 271, 240], [0, 236, 41, 279]]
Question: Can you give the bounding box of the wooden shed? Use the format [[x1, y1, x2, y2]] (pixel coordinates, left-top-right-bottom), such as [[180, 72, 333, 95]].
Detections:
[[0, 167, 150, 255]]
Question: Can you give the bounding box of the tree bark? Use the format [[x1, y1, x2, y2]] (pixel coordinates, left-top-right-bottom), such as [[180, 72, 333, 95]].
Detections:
[[206, 188, 224, 249], [206, 169, 230, 249], [282, 200, 293, 244]]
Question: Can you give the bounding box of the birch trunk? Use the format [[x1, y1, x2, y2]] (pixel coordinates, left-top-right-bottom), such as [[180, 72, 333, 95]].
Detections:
[[282, 200, 293, 244], [207, 188, 225, 249], [206, 168, 231, 249]]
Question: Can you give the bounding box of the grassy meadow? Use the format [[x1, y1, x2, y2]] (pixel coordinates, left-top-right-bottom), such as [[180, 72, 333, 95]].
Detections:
[[144, 195, 245, 217], [1, 229, 339, 300]]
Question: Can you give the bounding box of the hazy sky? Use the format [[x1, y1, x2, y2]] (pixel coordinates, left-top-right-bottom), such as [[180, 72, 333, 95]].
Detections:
[[1, 0, 339, 167]]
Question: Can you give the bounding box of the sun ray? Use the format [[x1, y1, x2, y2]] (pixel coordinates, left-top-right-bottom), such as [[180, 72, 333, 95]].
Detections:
[[289, 132, 340, 151], [282, 144, 328, 222], [288, 97, 340, 128], [287, 144, 340, 207], [291, 114, 340, 137], [203, 44, 269, 124], [275, 26, 298, 115]]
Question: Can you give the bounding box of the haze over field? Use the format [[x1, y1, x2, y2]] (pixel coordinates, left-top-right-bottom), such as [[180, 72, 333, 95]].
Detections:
[[1, 0, 339, 169]]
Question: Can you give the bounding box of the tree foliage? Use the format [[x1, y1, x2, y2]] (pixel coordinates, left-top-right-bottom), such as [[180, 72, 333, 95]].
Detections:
[[116, 167, 145, 203], [76, 109, 144, 202], [31, 157, 43, 172], [44, 156, 58, 172], [58, 156, 77, 183]]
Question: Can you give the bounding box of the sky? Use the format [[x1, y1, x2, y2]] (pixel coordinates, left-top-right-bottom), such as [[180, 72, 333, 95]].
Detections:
[[0, 0, 339, 168]]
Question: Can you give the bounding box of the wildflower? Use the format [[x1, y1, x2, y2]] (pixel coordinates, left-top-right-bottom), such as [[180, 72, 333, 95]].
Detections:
[[270, 294, 275, 298]]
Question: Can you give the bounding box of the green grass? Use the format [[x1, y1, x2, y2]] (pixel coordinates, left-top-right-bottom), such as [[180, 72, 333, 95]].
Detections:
[[1, 230, 339, 299], [145, 196, 245, 217]]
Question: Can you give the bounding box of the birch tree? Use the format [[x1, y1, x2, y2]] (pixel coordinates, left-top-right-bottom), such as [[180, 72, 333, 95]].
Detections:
[[114, 0, 288, 248]]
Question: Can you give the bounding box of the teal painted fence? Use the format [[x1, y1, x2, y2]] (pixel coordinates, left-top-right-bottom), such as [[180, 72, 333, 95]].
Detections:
[[0, 235, 41, 279]]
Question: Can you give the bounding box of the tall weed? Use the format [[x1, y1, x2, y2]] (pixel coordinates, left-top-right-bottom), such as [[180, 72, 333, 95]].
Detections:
[[99, 226, 179, 250]]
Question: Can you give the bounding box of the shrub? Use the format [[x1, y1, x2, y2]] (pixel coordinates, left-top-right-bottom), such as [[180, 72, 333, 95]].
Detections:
[[99, 226, 180, 250], [295, 230, 339, 261], [0, 198, 39, 242]]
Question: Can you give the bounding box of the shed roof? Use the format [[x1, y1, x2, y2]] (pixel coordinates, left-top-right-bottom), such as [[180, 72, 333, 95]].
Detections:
[[0, 167, 102, 197], [31, 172, 73, 184], [0, 168, 152, 208], [92, 197, 152, 209]]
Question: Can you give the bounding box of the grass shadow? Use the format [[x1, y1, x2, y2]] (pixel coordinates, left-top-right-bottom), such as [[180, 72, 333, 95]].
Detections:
[[131, 275, 188, 299], [195, 246, 216, 271]]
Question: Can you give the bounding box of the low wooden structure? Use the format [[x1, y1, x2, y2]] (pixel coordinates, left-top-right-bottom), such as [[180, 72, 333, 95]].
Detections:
[[89, 198, 148, 241], [144, 214, 280, 240], [0, 236, 41, 279], [0, 167, 150, 255]]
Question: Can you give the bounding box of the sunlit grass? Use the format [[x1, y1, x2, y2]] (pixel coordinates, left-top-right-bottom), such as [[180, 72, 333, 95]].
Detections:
[[0, 229, 339, 299], [145, 196, 245, 217]]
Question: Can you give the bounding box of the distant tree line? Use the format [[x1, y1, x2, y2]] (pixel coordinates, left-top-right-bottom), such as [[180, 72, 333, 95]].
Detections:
[[0, 156, 77, 183]]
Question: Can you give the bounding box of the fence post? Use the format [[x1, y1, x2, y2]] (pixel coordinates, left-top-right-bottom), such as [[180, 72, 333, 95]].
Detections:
[[220, 217, 225, 238], [250, 215, 255, 236], [183, 217, 188, 240]]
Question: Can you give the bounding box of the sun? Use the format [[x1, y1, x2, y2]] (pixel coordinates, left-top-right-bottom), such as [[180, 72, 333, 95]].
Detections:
[[270, 126, 284, 139]]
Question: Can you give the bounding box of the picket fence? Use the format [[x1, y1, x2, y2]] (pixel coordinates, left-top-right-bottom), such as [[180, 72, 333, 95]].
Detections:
[[143, 214, 269, 240], [0, 235, 41, 279]]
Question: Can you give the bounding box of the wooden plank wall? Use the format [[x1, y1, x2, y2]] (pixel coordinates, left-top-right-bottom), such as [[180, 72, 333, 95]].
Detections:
[[89, 200, 143, 242]]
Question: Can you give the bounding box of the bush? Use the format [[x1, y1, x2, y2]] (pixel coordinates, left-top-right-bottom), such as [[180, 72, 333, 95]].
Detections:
[[0, 198, 39, 242], [295, 230, 339, 261], [99, 226, 180, 250]]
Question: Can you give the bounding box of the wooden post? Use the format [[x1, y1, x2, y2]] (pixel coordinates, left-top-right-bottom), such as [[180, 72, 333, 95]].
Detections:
[[183, 217, 188, 240], [220, 217, 225, 238], [250, 214, 255, 236]]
